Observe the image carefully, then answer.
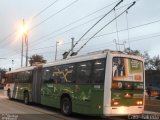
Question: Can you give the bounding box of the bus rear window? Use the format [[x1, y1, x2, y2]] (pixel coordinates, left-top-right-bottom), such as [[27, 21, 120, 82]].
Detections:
[[112, 57, 143, 82]]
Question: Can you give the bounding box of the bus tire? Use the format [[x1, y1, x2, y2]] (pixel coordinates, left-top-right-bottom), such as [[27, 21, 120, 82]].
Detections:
[[61, 97, 72, 115], [24, 92, 29, 105]]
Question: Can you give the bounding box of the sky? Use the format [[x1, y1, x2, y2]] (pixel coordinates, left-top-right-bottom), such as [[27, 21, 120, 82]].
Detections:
[[0, 0, 160, 70]]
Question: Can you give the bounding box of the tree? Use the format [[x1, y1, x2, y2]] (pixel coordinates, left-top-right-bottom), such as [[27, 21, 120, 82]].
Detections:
[[150, 55, 160, 70], [0, 68, 6, 84], [29, 54, 47, 66], [142, 51, 152, 70], [124, 48, 151, 70], [124, 48, 142, 56], [0, 68, 6, 74]]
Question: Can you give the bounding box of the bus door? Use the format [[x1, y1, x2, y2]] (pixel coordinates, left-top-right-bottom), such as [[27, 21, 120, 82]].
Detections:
[[32, 67, 42, 103]]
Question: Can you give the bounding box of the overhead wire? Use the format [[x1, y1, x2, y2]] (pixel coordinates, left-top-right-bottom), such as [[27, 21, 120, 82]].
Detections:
[[1, 0, 120, 57], [76, 1, 136, 54], [0, 0, 141, 52], [0, 0, 60, 48], [30, 0, 79, 31], [0, 0, 158, 62], [33, 0, 59, 19], [28, 0, 121, 47], [6, 27, 160, 60], [29, 0, 139, 49], [66, 0, 124, 57], [3, 18, 160, 58], [22, 0, 140, 48], [3, 33, 160, 64], [125, 11, 131, 50]]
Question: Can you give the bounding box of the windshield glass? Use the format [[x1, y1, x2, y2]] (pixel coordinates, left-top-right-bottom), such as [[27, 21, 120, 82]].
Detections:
[[112, 57, 143, 82]]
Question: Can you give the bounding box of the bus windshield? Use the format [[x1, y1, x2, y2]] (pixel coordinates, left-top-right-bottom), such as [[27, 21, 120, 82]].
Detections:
[[112, 57, 143, 82]]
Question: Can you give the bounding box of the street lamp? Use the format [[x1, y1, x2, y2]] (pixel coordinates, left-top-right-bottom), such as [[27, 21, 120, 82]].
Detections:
[[12, 60, 14, 70], [55, 41, 62, 61], [20, 19, 29, 67]]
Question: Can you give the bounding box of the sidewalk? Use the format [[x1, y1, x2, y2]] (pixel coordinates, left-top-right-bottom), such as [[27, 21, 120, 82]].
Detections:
[[144, 111, 160, 115]]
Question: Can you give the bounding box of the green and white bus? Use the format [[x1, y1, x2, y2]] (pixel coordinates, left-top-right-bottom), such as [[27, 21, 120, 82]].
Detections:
[[4, 50, 145, 116]]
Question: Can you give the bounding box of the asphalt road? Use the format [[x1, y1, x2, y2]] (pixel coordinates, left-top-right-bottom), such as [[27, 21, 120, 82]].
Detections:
[[145, 99, 160, 112], [0, 89, 159, 120], [0, 90, 114, 120]]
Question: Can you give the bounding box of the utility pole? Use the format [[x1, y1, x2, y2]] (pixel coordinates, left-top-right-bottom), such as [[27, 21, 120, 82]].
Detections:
[[71, 37, 74, 54], [25, 33, 28, 67], [55, 41, 59, 61], [12, 60, 14, 70], [21, 19, 29, 67], [113, 39, 118, 51], [21, 38, 23, 67]]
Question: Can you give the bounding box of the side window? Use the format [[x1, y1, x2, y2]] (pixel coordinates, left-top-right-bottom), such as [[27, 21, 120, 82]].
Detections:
[[12, 73, 16, 82], [21, 72, 26, 83], [13, 73, 18, 82], [51, 66, 62, 84], [63, 64, 76, 83], [50, 64, 76, 84], [76, 61, 92, 84], [43, 68, 52, 83], [17, 72, 22, 83], [9, 73, 14, 83], [91, 59, 106, 83], [25, 71, 32, 83], [22, 72, 27, 83]]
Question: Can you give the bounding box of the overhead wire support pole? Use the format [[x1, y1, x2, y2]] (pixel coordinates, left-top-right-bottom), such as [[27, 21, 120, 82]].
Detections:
[[114, 8, 120, 51], [25, 34, 28, 67], [66, 0, 123, 58], [21, 36, 23, 68], [21, 19, 25, 68], [76, 1, 136, 54], [125, 10, 131, 51], [71, 37, 74, 53]]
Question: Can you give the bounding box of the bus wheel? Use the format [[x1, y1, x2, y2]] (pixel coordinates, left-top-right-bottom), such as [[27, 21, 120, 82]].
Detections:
[[24, 92, 29, 105], [61, 97, 72, 115]]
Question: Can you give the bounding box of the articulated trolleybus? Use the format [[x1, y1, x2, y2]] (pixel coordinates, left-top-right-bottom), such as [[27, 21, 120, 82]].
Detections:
[[4, 50, 145, 116]]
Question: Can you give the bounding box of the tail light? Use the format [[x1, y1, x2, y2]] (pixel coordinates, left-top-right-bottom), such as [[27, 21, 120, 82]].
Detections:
[[113, 101, 119, 105], [112, 82, 122, 88], [136, 100, 143, 105], [124, 93, 132, 98], [112, 101, 119, 106]]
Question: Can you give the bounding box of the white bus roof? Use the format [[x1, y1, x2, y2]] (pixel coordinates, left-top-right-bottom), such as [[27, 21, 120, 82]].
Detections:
[[6, 49, 144, 72], [6, 66, 36, 74], [43, 49, 144, 68], [44, 50, 108, 68]]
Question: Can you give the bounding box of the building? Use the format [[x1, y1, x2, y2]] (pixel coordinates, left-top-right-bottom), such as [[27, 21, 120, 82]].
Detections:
[[145, 70, 160, 96]]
